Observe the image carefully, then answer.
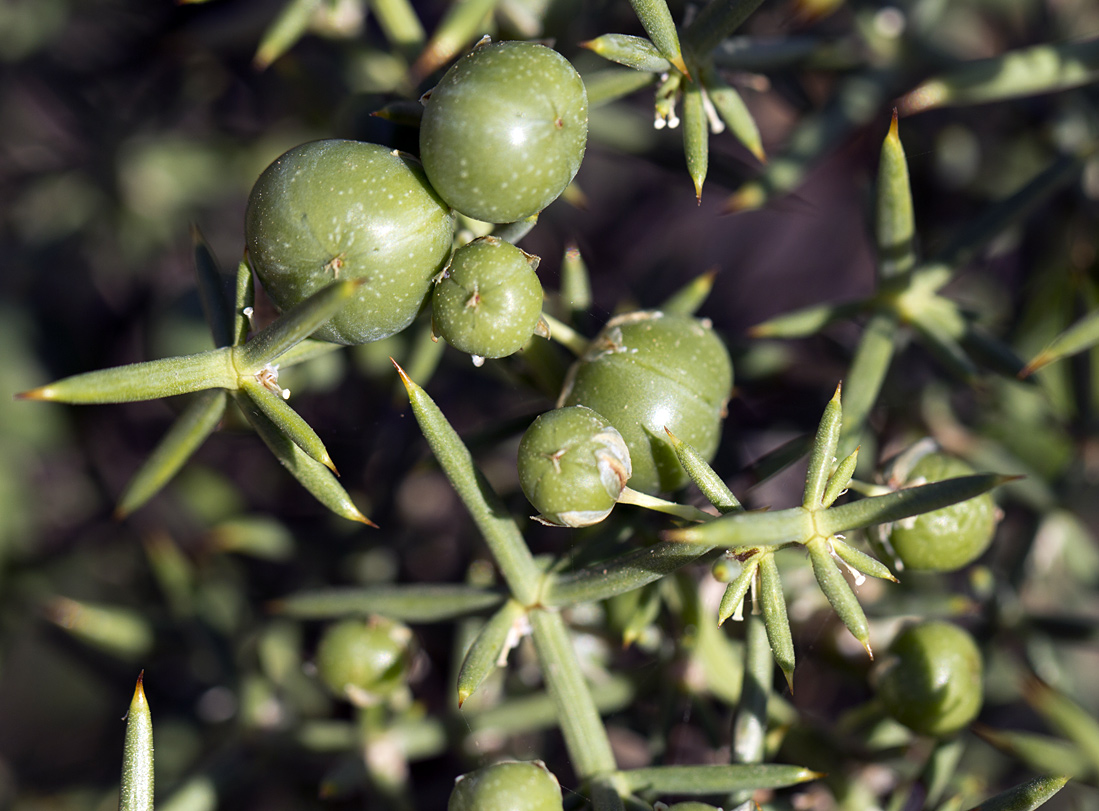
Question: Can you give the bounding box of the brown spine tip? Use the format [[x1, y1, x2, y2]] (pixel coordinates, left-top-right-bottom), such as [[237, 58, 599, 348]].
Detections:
[[14, 386, 54, 401], [671, 54, 692, 82], [889, 107, 899, 137], [391, 357, 411, 385], [132, 670, 147, 706], [723, 183, 765, 214], [355, 511, 380, 529], [410, 40, 451, 84], [1018, 353, 1047, 378]]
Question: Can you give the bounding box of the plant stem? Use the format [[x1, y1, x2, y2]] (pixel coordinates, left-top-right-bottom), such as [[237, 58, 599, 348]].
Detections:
[[529, 609, 618, 779], [541, 312, 590, 356], [618, 487, 713, 522], [396, 363, 543, 604]]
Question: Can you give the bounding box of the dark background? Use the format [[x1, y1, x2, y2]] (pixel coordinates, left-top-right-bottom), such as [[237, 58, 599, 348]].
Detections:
[[2, 0, 1097, 808]]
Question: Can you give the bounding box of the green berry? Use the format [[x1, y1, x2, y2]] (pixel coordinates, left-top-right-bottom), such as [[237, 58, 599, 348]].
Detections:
[[420, 40, 588, 223], [448, 761, 563, 811], [559, 311, 733, 494], [315, 616, 415, 705], [518, 405, 632, 527], [886, 452, 996, 572], [876, 620, 983, 737], [246, 139, 455, 345], [432, 236, 544, 359]]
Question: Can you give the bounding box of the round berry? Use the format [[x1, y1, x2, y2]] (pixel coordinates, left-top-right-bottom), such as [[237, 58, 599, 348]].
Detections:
[[315, 616, 415, 705], [432, 236, 544, 359], [558, 311, 732, 494], [420, 40, 588, 223], [875, 621, 983, 737], [246, 139, 455, 345], [518, 405, 632, 527], [448, 761, 563, 811], [886, 452, 996, 572]]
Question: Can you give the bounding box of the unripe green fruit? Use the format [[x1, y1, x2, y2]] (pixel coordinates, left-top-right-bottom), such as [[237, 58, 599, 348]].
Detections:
[[558, 311, 733, 494], [518, 405, 632, 527], [886, 452, 996, 572], [875, 621, 983, 737], [246, 139, 455, 345], [432, 236, 544, 359], [420, 40, 588, 223], [315, 616, 415, 705], [448, 761, 563, 811]]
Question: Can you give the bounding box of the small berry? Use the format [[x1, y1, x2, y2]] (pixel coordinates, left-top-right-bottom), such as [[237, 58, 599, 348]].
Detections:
[[448, 761, 563, 811], [875, 620, 983, 737]]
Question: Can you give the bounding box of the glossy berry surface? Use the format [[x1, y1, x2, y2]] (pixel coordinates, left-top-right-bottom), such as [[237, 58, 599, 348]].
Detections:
[[246, 139, 455, 345], [887, 452, 996, 571], [420, 41, 588, 223], [432, 236, 543, 359], [518, 405, 632, 527], [315, 616, 414, 705], [876, 620, 983, 737], [559, 311, 733, 494], [448, 761, 563, 811]]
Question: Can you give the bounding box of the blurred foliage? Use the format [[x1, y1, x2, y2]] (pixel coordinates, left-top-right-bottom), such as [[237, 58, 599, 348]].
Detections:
[[2, 0, 1099, 809]]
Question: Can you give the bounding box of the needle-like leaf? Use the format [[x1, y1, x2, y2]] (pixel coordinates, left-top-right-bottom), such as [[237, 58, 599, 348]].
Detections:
[[119, 673, 154, 811], [758, 553, 794, 689], [116, 389, 227, 518], [395, 361, 542, 605], [876, 110, 916, 279], [626, 0, 688, 77], [233, 391, 372, 525], [457, 599, 527, 706], [582, 34, 671, 72], [806, 537, 872, 658], [239, 375, 337, 473], [803, 383, 842, 509], [683, 79, 708, 202], [666, 427, 741, 513]]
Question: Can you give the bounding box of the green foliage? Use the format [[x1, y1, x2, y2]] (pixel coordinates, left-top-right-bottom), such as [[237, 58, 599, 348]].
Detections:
[[6, 0, 1099, 809]]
